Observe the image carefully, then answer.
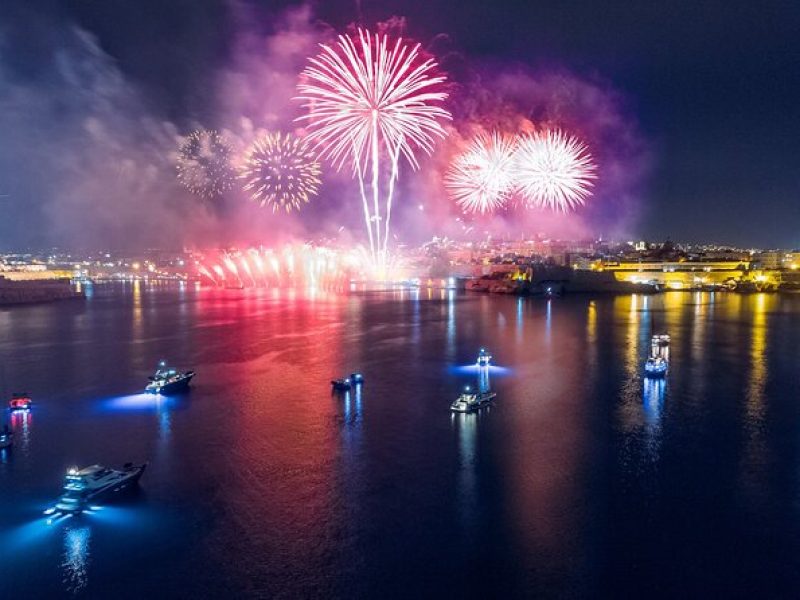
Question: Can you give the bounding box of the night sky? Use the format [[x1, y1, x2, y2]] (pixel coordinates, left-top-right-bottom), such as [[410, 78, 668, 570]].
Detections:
[[2, 0, 799, 248]]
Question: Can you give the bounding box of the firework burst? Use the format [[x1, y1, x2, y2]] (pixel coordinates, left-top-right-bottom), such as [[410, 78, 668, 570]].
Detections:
[[513, 129, 596, 212], [445, 132, 517, 214], [238, 133, 321, 213], [176, 129, 236, 198], [297, 29, 451, 258]]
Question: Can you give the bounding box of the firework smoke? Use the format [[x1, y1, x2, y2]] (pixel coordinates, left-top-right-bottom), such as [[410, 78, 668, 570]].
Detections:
[[177, 129, 236, 199], [239, 132, 321, 213]]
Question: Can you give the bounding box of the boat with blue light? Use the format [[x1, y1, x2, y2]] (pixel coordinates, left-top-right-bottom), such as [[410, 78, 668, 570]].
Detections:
[[644, 334, 670, 378], [644, 356, 668, 378], [450, 385, 496, 413], [48, 463, 147, 515], [476, 348, 492, 367], [145, 361, 195, 395]]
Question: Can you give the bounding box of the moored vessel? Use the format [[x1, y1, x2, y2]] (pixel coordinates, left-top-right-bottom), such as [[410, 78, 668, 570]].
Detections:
[[145, 361, 194, 395], [8, 393, 31, 411], [331, 378, 352, 391], [331, 371, 364, 392], [476, 348, 492, 367], [644, 334, 670, 378], [47, 463, 147, 515], [450, 385, 497, 413]]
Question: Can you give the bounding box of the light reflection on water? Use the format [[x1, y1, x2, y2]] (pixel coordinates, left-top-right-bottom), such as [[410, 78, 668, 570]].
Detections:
[[62, 525, 91, 595], [452, 412, 477, 536], [4, 286, 800, 597]]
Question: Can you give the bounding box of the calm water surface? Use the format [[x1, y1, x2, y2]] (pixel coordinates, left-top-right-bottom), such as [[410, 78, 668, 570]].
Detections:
[[2, 284, 800, 598]]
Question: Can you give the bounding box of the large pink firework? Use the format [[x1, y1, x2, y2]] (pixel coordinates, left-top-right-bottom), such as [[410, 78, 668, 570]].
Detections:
[[445, 132, 517, 214], [296, 29, 451, 259], [513, 129, 597, 213]]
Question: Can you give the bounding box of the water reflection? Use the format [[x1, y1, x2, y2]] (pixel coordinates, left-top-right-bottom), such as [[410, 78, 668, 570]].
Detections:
[[445, 289, 456, 361], [9, 409, 32, 453], [642, 377, 666, 461], [545, 299, 552, 343], [342, 385, 363, 426], [452, 412, 477, 531], [61, 525, 91, 595], [132, 280, 143, 338], [740, 293, 770, 502]]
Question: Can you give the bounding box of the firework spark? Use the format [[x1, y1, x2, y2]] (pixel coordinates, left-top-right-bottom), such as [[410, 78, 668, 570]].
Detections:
[[297, 29, 451, 258], [176, 129, 236, 198], [513, 129, 596, 213], [239, 133, 321, 213], [445, 132, 517, 214]]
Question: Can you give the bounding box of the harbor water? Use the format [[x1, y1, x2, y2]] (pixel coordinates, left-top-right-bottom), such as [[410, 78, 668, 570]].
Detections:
[[2, 284, 800, 597]]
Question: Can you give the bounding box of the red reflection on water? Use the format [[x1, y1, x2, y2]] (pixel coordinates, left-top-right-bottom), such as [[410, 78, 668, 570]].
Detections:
[[194, 287, 352, 595]]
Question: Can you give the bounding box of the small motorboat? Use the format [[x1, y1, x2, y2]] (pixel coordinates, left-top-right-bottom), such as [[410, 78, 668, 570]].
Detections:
[[644, 333, 670, 378], [331, 378, 352, 392], [476, 348, 492, 367], [0, 426, 12, 450], [450, 385, 497, 413], [47, 462, 147, 516], [145, 361, 195, 395], [9, 393, 32, 411], [332, 371, 364, 392]]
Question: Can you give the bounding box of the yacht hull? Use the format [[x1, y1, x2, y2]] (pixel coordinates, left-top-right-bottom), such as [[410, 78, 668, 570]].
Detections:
[[145, 372, 194, 395]]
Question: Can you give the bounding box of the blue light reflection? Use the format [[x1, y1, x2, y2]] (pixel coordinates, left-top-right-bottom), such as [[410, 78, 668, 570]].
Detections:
[[450, 364, 512, 377], [100, 393, 182, 413], [62, 525, 91, 595]]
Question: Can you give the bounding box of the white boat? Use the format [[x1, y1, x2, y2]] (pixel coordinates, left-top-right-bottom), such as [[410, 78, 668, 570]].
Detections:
[[450, 386, 496, 413], [50, 463, 147, 515], [476, 348, 492, 367], [644, 334, 670, 378], [145, 361, 194, 395]]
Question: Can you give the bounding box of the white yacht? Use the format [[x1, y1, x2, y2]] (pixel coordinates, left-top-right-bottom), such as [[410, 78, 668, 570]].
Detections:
[[450, 385, 496, 413], [476, 348, 492, 367], [49, 463, 147, 515]]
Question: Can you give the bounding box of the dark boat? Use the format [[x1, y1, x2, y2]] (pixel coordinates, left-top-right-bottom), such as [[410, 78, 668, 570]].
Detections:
[[145, 361, 195, 395], [332, 371, 364, 392], [8, 393, 32, 411], [331, 378, 352, 392], [48, 462, 147, 515]]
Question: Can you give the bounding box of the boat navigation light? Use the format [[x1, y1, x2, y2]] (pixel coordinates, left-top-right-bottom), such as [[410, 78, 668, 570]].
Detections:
[[68, 467, 78, 476]]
